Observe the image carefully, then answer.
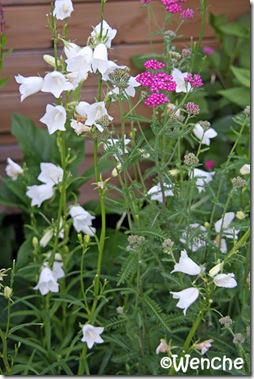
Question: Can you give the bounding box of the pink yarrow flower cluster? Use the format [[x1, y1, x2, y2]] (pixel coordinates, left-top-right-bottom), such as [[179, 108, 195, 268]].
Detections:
[[184, 73, 203, 88], [180, 8, 194, 19], [144, 60, 165, 70], [144, 93, 170, 107], [140, 0, 194, 19], [136, 60, 176, 107]]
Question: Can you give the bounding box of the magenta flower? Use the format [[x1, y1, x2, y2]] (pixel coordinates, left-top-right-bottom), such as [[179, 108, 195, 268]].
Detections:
[[184, 102, 200, 115], [203, 46, 215, 55], [204, 160, 215, 170], [144, 60, 165, 70], [144, 93, 170, 107], [184, 73, 203, 88], [180, 8, 194, 19]]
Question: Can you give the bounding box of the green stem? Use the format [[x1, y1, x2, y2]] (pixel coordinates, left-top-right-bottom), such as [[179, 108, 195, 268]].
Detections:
[[0, 329, 10, 373], [49, 132, 67, 266], [208, 117, 248, 236], [191, 0, 207, 71], [169, 309, 204, 375]]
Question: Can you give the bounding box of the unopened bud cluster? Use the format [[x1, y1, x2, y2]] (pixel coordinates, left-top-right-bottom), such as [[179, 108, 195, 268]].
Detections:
[[181, 48, 192, 58], [244, 105, 250, 115], [219, 315, 232, 327], [233, 333, 245, 344], [108, 67, 130, 89], [231, 176, 247, 189], [184, 153, 199, 166], [168, 51, 181, 62], [163, 30, 176, 41], [162, 238, 174, 254], [96, 115, 111, 128], [127, 235, 145, 251], [199, 120, 211, 131]]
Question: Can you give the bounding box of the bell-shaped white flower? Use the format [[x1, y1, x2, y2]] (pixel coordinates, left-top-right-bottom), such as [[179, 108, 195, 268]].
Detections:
[[74, 101, 113, 132], [104, 135, 130, 161], [91, 20, 117, 48], [214, 212, 239, 240], [52, 261, 65, 280], [42, 260, 65, 280], [33, 267, 59, 295], [41, 71, 74, 98], [15, 74, 43, 102], [156, 339, 170, 354], [171, 250, 201, 276], [38, 162, 64, 186], [64, 42, 81, 59], [213, 273, 237, 288], [5, 157, 23, 180], [193, 339, 214, 355], [92, 43, 109, 75], [240, 164, 250, 175], [81, 324, 104, 349], [170, 287, 199, 316], [70, 120, 91, 135], [193, 123, 217, 146], [26, 184, 54, 207], [53, 0, 74, 20], [171, 68, 191, 93], [65, 46, 93, 79], [190, 168, 215, 193], [70, 205, 96, 236], [147, 183, 174, 202], [40, 104, 66, 134], [180, 223, 207, 252]]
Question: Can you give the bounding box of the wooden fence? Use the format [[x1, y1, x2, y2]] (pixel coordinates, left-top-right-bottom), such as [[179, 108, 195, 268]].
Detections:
[[0, 0, 250, 208]]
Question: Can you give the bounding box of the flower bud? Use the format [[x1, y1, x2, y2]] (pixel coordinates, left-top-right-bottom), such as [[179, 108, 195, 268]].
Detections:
[[4, 286, 13, 299], [43, 54, 59, 67], [32, 237, 39, 249], [209, 262, 223, 277], [236, 211, 245, 220]]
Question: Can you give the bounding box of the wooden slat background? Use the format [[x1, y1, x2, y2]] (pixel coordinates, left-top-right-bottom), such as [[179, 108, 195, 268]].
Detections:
[[0, 0, 250, 209]]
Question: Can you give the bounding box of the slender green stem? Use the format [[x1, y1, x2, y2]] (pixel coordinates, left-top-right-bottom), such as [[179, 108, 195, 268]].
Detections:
[[191, 0, 207, 71], [0, 329, 10, 373], [208, 118, 248, 235], [169, 309, 204, 375]]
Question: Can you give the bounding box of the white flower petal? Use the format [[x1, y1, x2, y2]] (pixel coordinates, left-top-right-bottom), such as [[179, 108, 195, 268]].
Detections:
[[170, 287, 199, 316], [171, 249, 201, 275], [33, 267, 59, 295], [26, 184, 54, 207], [38, 162, 64, 185], [214, 273, 237, 288], [53, 0, 73, 20], [5, 157, 23, 180], [40, 104, 66, 134], [15, 74, 43, 102], [81, 324, 104, 349]]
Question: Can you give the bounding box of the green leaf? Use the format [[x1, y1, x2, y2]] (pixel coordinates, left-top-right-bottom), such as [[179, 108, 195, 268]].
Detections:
[[0, 77, 9, 88], [0, 178, 29, 210], [239, 40, 250, 68], [217, 87, 250, 107], [230, 66, 250, 88], [131, 53, 162, 70], [15, 235, 34, 271], [0, 33, 7, 47], [11, 113, 55, 169], [219, 22, 250, 38]]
